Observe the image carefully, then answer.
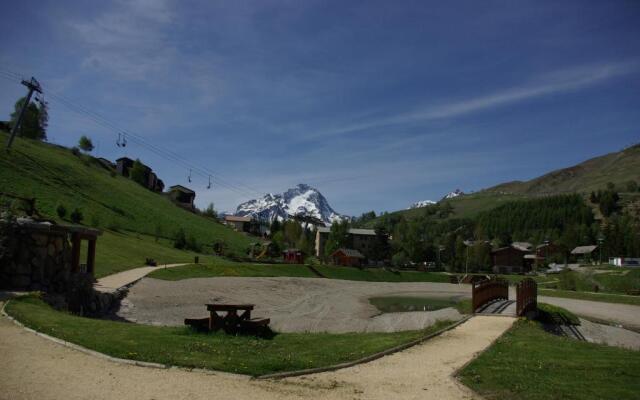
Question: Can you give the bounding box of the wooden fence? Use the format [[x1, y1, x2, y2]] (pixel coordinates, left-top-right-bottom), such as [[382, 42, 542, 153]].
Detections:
[[472, 278, 509, 312], [516, 278, 537, 316]]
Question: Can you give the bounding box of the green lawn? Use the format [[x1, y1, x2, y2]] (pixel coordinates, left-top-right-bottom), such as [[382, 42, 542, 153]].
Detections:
[[458, 320, 640, 400], [369, 296, 471, 314], [6, 296, 452, 376], [539, 288, 640, 306], [89, 230, 221, 278], [0, 132, 254, 258], [149, 262, 452, 283], [314, 265, 450, 282], [148, 262, 317, 280]]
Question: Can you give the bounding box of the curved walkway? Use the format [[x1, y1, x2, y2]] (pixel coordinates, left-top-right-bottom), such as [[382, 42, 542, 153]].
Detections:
[[0, 302, 514, 400], [94, 263, 187, 293]]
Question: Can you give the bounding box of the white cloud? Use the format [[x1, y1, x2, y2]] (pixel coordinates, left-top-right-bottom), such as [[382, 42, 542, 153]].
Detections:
[[303, 60, 639, 140]]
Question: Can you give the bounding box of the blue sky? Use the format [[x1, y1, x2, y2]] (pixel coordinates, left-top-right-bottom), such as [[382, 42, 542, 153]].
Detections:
[[1, 0, 639, 216]]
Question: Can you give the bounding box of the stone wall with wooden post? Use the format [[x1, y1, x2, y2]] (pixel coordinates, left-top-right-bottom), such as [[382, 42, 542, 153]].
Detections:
[[0, 217, 101, 291]]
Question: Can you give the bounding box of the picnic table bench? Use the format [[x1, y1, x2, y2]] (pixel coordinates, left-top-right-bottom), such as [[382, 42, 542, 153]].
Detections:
[[184, 303, 270, 335]]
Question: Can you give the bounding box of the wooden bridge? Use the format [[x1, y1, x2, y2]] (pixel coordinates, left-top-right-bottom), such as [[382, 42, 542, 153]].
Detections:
[[472, 277, 537, 317]]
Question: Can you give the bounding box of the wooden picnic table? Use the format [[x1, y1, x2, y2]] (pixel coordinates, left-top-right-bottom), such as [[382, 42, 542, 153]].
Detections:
[[206, 303, 254, 333], [185, 303, 270, 334]]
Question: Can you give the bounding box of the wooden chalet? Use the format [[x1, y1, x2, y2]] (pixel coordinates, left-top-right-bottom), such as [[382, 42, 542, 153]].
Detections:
[[331, 248, 365, 267], [283, 248, 304, 264]]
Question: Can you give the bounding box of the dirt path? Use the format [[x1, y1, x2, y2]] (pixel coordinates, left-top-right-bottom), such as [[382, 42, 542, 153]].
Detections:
[[94, 263, 187, 293], [120, 277, 469, 332], [0, 302, 514, 400]]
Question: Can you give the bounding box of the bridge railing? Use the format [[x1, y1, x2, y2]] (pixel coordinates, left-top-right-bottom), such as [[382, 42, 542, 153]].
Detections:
[[472, 278, 509, 312], [516, 278, 537, 316]]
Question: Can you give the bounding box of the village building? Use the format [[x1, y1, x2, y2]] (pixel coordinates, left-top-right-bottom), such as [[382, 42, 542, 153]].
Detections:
[[535, 242, 561, 259], [167, 185, 196, 210], [116, 157, 134, 177], [283, 248, 304, 264], [571, 245, 598, 264], [609, 257, 640, 267], [491, 242, 533, 274], [224, 215, 252, 232], [315, 227, 378, 260], [331, 248, 365, 267], [97, 157, 116, 170]]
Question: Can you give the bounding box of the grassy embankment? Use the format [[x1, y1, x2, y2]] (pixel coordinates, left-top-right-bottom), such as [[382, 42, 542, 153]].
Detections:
[[458, 319, 640, 400], [6, 296, 453, 376], [0, 132, 255, 277], [369, 296, 472, 314], [148, 262, 451, 283]]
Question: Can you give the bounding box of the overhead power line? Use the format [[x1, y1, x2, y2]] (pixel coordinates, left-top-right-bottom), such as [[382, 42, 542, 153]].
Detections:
[[0, 66, 264, 198]]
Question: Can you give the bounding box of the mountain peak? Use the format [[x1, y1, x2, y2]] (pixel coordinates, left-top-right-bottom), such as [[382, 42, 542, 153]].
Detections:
[[409, 199, 437, 209], [235, 184, 345, 224], [443, 189, 464, 200]]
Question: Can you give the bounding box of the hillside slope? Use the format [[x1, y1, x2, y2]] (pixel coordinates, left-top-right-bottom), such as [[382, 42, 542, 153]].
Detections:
[[486, 144, 640, 195], [0, 132, 253, 276], [368, 144, 640, 225]]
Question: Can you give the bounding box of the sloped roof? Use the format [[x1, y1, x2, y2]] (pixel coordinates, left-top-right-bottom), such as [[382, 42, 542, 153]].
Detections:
[[224, 215, 251, 222], [571, 245, 598, 255], [512, 242, 533, 251], [168, 185, 195, 194], [332, 248, 365, 258], [316, 227, 376, 236]]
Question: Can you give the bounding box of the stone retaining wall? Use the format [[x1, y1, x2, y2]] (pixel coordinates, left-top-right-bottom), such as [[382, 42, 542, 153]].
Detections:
[[0, 222, 72, 292]]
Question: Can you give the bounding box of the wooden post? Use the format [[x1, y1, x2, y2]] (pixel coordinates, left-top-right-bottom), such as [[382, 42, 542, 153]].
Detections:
[[71, 233, 81, 273], [87, 238, 97, 276]]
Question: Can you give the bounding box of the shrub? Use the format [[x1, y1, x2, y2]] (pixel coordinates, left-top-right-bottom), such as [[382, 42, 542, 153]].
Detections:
[[69, 208, 83, 224], [71, 146, 80, 156], [186, 234, 202, 252], [109, 170, 117, 178], [174, 228, 187, 249], [56, 204, 67, 219], [78, 135, 94, 153]]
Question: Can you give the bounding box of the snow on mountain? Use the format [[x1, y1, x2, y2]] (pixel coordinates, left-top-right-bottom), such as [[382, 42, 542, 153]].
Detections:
[[235, 184, 346, 224], [408, 200, 437, 209], [443, 189, 465, 199]]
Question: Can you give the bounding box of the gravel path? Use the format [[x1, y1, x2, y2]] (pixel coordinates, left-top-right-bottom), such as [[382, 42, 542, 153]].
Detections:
[[94, 263, 187, 293], [538, 295, 640, 330], [577, 318, 640, 350], [119, 277, 470, 332], [0, 302, 514, 400]]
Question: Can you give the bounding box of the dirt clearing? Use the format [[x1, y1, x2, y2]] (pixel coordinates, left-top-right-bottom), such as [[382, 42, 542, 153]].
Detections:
[[119, 277, 470, 332]]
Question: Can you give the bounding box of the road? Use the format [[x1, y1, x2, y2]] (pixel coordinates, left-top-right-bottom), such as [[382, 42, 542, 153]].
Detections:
[[0, 303, 514, 400]]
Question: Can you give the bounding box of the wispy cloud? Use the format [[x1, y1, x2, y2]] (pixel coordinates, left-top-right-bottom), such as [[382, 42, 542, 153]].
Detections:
[[303, 60, 639, 140]]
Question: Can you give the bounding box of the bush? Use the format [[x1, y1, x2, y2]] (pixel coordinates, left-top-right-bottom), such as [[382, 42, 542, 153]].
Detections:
[[69, 208, 83, 224], [174, 228, 187, 249], [56, 204, 67, 219], [109, 170, 117, 178], [558, 271, 577, 291], [186, 234, 202, 252], [78, 135, 94, 153], [71, 147, 80, 156]]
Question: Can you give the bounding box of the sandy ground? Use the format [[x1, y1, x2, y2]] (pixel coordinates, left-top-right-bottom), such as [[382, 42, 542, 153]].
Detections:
[[0, 301, 514, 400], [119, 277, 470, 333], [538, 295, 640, 330], [578, 318, 640, 350]]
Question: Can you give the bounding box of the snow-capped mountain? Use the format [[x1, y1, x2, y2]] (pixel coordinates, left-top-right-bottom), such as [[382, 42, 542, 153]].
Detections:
[[408, 200, 437, 209], [443, 189, 464, 200], [235, 184, 346, 224]]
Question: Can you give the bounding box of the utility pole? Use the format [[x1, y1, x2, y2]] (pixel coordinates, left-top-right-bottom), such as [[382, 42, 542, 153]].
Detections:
[[6, 77, 43, 150]]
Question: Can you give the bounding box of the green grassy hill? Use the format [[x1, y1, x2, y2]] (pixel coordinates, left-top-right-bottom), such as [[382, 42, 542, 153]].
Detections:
[[485, 144, 640, 195], [0, 132, 254, 277], [367, 144, 640, 225]]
